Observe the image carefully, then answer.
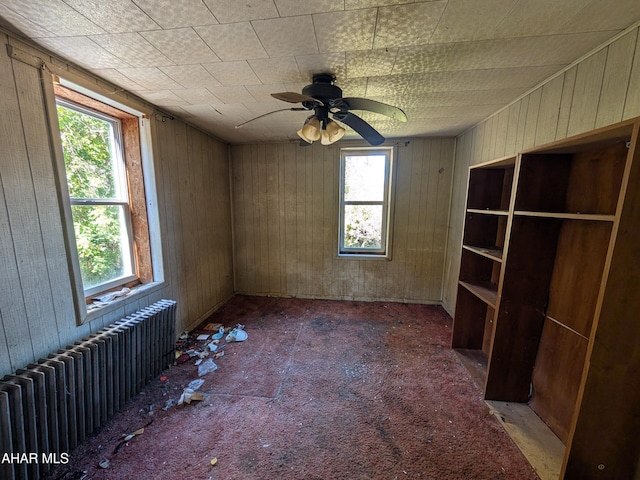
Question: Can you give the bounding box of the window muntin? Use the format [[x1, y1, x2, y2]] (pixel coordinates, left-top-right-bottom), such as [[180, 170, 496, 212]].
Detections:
[[339, 147, 393, 256], [56, 99, 137, 295]]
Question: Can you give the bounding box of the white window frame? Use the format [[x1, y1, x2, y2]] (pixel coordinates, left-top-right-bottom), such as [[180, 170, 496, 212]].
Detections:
[[338, 146, 394, 258], [56, 99, 138, 297], [45, 74, 164, 324]]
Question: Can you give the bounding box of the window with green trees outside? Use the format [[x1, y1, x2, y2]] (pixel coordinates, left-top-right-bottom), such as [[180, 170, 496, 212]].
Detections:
[[339, 147, 394, 257], [56, 100, 136, 295]]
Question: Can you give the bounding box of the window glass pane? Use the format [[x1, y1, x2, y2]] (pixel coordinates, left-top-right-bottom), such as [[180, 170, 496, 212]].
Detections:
[[343, 204, 383, 249], [344, 155, 386, 201], [57, 104, 118, 199], [71, 204, 133, 290]]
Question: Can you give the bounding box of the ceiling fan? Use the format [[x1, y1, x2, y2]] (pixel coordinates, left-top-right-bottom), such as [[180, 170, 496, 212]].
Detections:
[[235, 73, 408, 146]]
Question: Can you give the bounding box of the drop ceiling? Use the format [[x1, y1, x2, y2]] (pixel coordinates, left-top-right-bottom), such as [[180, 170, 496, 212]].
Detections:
[[1, 0, 639, 144]]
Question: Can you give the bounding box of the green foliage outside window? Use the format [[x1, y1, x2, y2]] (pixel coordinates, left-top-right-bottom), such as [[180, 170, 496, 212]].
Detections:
[[57, 104, 128, 290]]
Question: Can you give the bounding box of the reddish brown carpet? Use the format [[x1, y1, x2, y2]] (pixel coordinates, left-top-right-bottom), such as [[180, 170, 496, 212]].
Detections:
[[47, 296, 538, 480]]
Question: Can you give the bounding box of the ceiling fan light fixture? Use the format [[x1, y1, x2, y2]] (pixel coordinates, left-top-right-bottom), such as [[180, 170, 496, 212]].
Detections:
[[324, 119, 345, 144], [298, 116, 321, 143]]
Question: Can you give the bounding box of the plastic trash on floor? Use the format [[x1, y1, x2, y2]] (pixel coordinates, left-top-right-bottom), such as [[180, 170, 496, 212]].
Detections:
[[198, 358, 218, 376], [226, 324, 248, 342]]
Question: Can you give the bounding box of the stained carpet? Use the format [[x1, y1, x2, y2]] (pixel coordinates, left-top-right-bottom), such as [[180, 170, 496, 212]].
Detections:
[[47, 295, 539, 480]]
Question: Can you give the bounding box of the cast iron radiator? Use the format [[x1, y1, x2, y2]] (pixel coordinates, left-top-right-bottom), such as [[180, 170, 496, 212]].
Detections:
[[0, 299, 176, 480]]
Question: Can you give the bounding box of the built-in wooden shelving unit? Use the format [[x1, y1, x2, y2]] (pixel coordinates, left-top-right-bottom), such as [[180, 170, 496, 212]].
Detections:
[[451, 118, 640, 480]]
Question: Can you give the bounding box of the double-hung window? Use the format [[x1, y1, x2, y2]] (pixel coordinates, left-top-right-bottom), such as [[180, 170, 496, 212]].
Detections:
[[51, 77, 161, 321], [56, 99, 136, 296], [339, 147, 394, 257]]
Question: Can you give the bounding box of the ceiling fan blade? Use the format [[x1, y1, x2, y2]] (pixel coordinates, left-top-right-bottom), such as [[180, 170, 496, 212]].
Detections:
[[332, 111, 385, 146], [235, 107, 307, 128], [339, 97, 408, 122], [271, 92, 321, 104]]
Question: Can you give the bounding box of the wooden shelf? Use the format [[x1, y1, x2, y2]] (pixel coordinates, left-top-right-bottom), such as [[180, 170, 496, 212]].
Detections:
[[454, 117, 640, 479], [455, 348, 488, 387], [467, 208, 509, 216], [514, 211, 615, 222], [459, 280, 498, 308], [463, 245, 503, 262]]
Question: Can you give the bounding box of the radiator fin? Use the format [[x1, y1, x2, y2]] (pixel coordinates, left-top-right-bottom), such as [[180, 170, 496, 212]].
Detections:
[[0, 299, 176, 480]]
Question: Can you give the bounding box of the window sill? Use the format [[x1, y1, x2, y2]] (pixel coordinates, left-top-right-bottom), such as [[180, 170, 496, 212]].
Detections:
[[337, 253, 391, 260], [83, 281, 164, 323]]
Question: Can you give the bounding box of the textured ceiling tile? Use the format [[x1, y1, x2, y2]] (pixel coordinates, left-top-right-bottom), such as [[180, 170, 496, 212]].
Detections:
[[249, 57, 304, 84], [208, 85, 255, 104], [0, 0, 104, 36], [91, 68, 147, 91], [394, 32, 617, 74], [173, 88, 220, 104], [493, 0, 599, 37], [365, 74, 413, 96], [274, 0, 343, 16], [429, 0, 518, 43], [203, 61, 262, 86], [0, 5, 57, 37], [160, 64, 222, 89], [337, 77, 368, 97], [63, 0, 160, 33], [313, 8, 377, 52], [139, 90, 184, 106], [141, 28, 220, 64], [393, 44, 456, 74], [560, 0, 640, 33], [374, 2, 447, 49], [202, 0, 278, 23], [252, 16, 318, 56], [295, 52, 346, 82], [133, 0, 218, 28], [344, 0, 410, 9], [245, 84, 288, 102], [346, 49, 398, 78], [37, 36, 129, 68], [196, 23, 268, 61], [90, 33, 173, 67], [117, 67, 184, 90], [406, 65, 563, 93]]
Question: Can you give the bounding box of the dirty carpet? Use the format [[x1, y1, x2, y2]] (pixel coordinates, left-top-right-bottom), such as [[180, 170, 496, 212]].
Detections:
[[47, 295, 539, 480]]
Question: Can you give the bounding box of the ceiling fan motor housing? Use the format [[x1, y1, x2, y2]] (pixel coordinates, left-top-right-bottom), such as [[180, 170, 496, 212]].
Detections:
[[302, 73, 342, 103]]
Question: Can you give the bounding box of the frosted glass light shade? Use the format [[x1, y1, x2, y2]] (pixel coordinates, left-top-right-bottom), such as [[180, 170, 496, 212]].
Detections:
[[325, 120, 345, 143], [298, 117, 321, 143]]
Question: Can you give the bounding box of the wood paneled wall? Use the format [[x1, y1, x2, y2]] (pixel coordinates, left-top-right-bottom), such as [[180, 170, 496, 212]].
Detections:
[[231, 139, 454, 303], [443, 26, 640, 314], [0, 33, 234, 377]]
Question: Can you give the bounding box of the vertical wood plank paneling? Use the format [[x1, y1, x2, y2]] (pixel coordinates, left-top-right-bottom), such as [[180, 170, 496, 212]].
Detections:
[[0, 46, 49, 367], [422, 139, 442, 300], [494, 109, 509, 158], [556, 67, 577, 140], [231, 138, 454, 303], [535, 74, 564, 146], [566, 48, 608, 136], [387, 142, 411, 300], [514, 95, 530, 152], [13, 60, 82, 347], [596, 29, 637, 127], [522, 87, 542, 149], [504, 101, 521, 156], [404, 140, 424, 299], [623, 27, 640, 120], [431, 139, 455, 300], [283, 144, 297, 294]]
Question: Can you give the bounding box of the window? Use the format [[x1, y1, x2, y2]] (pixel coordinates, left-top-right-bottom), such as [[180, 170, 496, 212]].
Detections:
[[52, 79, 161, 317], [56, 100, 136, 295], [339, 147, 394, 257]]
